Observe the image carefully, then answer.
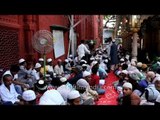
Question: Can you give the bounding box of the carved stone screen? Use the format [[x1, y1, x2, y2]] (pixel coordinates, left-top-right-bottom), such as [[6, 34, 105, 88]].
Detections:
[[0, 27, 19, 71]]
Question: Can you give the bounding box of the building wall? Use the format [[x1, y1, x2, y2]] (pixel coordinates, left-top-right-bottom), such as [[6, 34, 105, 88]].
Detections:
[[38, 15, 69, 64], [75, 15, 103, 49], [0, 15, 23, 70], [0, 15, 70, 70], [0, 15, 103, 70]]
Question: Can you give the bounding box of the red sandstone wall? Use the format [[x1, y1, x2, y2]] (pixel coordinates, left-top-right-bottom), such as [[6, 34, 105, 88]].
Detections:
[[38, 15, 69, 64], [0, 15, 103, 70]]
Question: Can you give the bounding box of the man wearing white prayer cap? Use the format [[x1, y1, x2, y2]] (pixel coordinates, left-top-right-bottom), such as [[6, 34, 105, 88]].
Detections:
[[18, 58, 26, 70], [82, 71, 91, 83], [30, 63, 42, 81], [38, 58, 44, 67], [35, 63, 41, 69], [57, 77, 73, 101], [38, 58, 44, 62], [47, 58, 52, 63], [83, 71, 91, 78], [76, 78, 89, 89], [76, 79, 98, 102], [60, 77, 67, 83], [19, 58, 25, 64], [46, 58, 54, 78], [123, 82, 132, 90], [67, 90, 81, 105], [121, 82, 140, 105]]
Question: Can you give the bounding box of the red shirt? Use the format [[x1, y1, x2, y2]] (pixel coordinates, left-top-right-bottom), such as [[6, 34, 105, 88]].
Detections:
[[90, 74, 100, 86]]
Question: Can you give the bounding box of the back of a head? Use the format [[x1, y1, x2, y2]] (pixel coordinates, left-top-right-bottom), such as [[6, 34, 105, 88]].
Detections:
[[39, 89, 65, 105], [76, 78, 89, 89], [83, 71, 91, 78], [92, 65, 99, 74], [147, 71, 155, 79], [145, 86, 159, 102], [122, 64, 128, 70], [81, 40, 85, 44], [35, 80, 48, 93], [22, 90, 36, 102], [67, 90, 80, 100]]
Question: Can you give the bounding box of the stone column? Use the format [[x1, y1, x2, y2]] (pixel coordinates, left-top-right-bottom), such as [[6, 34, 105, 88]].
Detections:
[[131, 32, 139, 60]]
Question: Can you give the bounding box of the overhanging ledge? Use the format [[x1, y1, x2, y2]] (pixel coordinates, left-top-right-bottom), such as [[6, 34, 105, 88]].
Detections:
[[50, 25, 69, 32]]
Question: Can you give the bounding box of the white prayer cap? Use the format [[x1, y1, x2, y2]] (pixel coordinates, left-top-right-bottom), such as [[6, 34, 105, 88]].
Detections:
[[99, 79, 105, 85], [22, 90, 36, 101], [60, 77, 67, 83], [121, 70, 128, 75], [53, 73, 57, 76], [120, 58, 125, 62], [39, 89, 65, 105], [35, 80, 48, 91], [112, 39, 116, 42], [39, 58, 44, 62], [82, 64, 87, 67], [104, 59, 108, 63], [123, 82, 132, 90], [47, 58, 52, 63], [67, 90, 80, 100], [92, 61, 98, 66], [80, 60, 87, 64], [46, 74, 50, 77], [117, 71, 122, 76], [57, 86, 72, 101], [69, 55, 73, 58], [137, 62, 142, 67], [76, 78, 89, 88], [90, 57, 95, 61], [35, 63, 41, 68], [83, 71, 91, 77], [19, 58, 25, 64], [65, 59, 69, 63]]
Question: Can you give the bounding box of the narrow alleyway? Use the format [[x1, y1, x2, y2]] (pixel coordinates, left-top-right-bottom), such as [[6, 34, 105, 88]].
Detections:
[[96, 71, 119, 105]]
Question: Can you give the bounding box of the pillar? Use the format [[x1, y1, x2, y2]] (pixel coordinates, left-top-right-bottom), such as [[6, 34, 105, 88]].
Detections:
[[131, 32, 139, 60]]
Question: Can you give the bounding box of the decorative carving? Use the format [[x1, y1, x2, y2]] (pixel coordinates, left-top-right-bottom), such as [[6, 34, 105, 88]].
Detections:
[[0, 15, 18, 24], [0, 27, 19, 70]]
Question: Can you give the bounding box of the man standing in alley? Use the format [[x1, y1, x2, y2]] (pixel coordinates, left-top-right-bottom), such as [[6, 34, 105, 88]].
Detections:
[[77, 40, 90, 62], [110, 38, 119, 71]]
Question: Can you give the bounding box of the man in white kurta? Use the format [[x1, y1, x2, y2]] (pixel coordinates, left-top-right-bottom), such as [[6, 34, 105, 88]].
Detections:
[[77, 40, 90, 61], [0, 74, 20, 104], [54, 59, 64, 77]]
